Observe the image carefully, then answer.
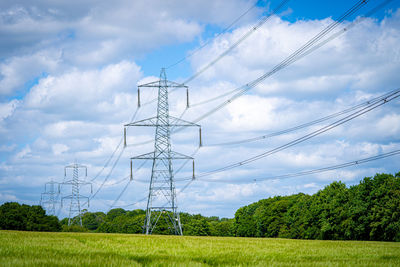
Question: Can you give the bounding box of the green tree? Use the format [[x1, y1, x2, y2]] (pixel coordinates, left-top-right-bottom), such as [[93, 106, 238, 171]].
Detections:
[[184, 217, 210, 236], [209, 219, 234, 236], [233, 203, 258, 237], [82, 211, 106, 231], [0, 202, 61, 232]]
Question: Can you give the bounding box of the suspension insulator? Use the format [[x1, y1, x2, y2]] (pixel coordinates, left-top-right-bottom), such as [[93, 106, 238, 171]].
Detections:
[[138, 87, 141, 107], [186, 88, 190, 108], [130, 160, 133, 181], [199, 128, 203, 147], [124, 128, 127, 147], [192, 160, 195, 180]]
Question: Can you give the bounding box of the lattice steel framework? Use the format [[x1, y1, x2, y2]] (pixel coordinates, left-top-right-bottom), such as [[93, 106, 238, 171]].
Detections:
[[40, 178, 59, 216], [60, 163, 92, 226], [125, 68, 201, 235]]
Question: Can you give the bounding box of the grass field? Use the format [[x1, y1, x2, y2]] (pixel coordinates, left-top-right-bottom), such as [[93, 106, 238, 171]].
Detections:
[[1, 231, 400, 266]]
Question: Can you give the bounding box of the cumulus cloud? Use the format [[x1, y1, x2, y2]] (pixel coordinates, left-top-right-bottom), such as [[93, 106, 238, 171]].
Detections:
[[52, 143, 69, 155], [0, 1, 399, 218], [0, 99, 18, 121]]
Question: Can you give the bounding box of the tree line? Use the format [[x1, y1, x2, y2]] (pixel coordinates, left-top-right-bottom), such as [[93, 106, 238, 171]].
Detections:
[[0, 202, 60, 232], [234, 172, 400, 241], [1, 172, 399, 241]]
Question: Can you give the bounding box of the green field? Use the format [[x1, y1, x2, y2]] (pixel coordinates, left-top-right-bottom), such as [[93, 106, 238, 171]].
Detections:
[[1, 231, 399, 266]]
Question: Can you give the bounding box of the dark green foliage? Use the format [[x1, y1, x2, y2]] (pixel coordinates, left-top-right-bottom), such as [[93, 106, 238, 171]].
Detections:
[[94, 209, 144, 234], [0, 202, 61, 232], [253, 194, 302, 238], [82, 211, 105, 230], [184, 216, 210, 236], [232, 172, 400, 241], [60, 217, 68, 226], [105, 208, 126, 221], [209, 219, 234, 236], [233, 203, 258, 237]]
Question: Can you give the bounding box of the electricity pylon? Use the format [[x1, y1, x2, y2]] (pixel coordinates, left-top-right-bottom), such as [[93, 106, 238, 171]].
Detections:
[[60, 162, 92, 226], [125, 68, 201, 235], [40, 178, 59, 216]]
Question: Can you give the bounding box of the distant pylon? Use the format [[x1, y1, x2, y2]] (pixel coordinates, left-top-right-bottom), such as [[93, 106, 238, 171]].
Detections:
[[125, 68, 201, 235], [40, 178, 59, 216], [60, 162, 92, 226]]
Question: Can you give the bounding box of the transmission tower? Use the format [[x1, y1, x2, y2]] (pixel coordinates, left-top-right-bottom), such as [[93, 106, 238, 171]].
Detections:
[[40, 178, 59, 216], [60, 162, 92, 226], [125, 68, 201, 235]]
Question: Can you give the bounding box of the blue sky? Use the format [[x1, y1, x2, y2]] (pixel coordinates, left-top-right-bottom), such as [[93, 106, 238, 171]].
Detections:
[[0, 0, 400, 218], [138, 0, 400, 80]]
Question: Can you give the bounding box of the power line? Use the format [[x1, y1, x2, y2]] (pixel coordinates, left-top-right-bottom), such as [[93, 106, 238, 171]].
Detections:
[[125, 88, 400, 149], [193, 149, 400, 183], [120, 148, 400, 209], [166, 0, 260, 69], [90, 139, 123, 182], [182, 0, 291, 84], [188, 0, 385, 122], [108, 180, 132, 211], [92, 175, 129, 187], [100, 0, 395, 207], [90, 105, 141, 182], [138, 0, 290, 108], [84, 145, 125, 205], [205, 88, 400, 146], [114, 195, 148, 208], [176, 90, 400, 180], [92, 0, 397, 212], [107, 159, 149, 209], [139, 0, 379, 120]]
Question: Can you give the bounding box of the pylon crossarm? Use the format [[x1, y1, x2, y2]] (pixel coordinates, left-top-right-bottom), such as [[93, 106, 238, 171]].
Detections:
[[126, 116, 198, 127], [139, 80, 187, 88], [62, 179, 90, 185], [130, 151, 155, 160], [62, 195, 89, 200], [169, 116, 200, 127], [131, 151, 193, 160], [65, 164, 87, 169], [125, 117, 158, 127]]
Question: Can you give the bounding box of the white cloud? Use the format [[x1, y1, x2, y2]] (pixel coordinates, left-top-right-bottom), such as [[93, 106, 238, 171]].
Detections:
[[0, 99, 18, 121], [0, 1, 399, 218], [0, 50, 62, 95], [52, 143, 69, 155], [15, 145, 32, 159], [24, 60, 142, 121]]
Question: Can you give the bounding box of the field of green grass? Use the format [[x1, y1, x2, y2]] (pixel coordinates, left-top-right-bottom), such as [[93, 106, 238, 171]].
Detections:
[[1, 230, 399, 266]]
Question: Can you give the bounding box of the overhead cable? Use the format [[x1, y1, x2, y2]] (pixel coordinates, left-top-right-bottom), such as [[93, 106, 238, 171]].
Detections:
[[192, 149, 400, 183], [139, 0, 291, 108], [182, 0, 291, 84], [175, 90, 400, 180], [166, 0, 260, 69], [189, 0, 380, 121], [205, 88, 400, 146]]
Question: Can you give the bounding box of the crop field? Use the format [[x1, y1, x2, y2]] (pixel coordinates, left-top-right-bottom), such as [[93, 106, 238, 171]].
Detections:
[[0, 231, 399, 266]]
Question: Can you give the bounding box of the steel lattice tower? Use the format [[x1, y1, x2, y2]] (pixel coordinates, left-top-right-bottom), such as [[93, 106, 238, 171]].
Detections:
[[40, 178, 59, 216], [61, 163, 92, 226], [125, 68, 201, 235]]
